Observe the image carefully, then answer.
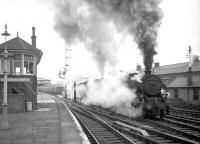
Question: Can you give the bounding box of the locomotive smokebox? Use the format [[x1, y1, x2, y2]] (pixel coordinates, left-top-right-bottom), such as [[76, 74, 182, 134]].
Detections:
[[145, 70, 151, 75]]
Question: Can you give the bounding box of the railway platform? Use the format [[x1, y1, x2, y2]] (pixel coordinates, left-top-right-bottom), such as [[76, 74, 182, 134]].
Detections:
[[0, 92, 89, 144]]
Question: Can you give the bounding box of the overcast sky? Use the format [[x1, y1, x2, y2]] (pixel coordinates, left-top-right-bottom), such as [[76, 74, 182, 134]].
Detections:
[[0, 0, 199, 82]]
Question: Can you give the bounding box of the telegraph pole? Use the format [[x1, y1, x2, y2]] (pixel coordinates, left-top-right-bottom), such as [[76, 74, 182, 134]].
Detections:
[[187, 45, 192, 104], [0, 24, 11, 129]]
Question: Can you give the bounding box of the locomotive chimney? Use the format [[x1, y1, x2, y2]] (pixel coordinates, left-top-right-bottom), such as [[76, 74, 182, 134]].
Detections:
[[31, 27, 36, 48], [154, 62, 160, 68]]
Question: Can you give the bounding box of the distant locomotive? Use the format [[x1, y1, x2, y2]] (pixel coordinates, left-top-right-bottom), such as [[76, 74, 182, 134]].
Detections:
[[126, 71, 169, 119]]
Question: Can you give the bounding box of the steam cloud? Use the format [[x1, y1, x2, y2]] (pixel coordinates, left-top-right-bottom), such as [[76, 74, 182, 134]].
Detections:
[[54, 0, 163, 73], [54, 0, 118, 76], [82, 76, 143, 118], [53, 0, 163, 117], [84, 0, 163, 71]]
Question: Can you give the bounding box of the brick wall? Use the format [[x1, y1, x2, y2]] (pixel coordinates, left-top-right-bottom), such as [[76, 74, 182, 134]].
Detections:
[[0, 94, 25, 113]]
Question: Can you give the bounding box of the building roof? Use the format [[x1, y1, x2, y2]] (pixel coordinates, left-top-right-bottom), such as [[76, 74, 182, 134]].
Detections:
[[167, 76, 200, 88], [153, 62, 200, 75], [0, 36, 42, 64], [0, 36, 41, 52]]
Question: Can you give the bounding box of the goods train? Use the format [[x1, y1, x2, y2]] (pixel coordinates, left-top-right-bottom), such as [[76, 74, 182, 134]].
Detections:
[[126, 71, 169, 119]]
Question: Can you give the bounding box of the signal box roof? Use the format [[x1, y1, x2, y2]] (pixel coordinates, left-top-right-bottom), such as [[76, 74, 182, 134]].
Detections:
[[0, 36, 42, 64]]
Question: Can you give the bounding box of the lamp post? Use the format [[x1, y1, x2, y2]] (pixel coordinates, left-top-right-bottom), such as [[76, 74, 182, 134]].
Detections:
[[0, 24, 11, 129]]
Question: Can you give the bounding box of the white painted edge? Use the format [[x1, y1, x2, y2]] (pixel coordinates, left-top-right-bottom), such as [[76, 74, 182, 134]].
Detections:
[[58, 99, 90, 144]]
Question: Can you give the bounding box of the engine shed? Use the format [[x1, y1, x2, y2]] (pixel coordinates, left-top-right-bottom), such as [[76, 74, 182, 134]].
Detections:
[[0, 27, 42, 112]]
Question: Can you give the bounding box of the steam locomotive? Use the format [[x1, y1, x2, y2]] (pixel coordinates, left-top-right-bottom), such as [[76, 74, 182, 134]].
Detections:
[[74, 71, 169, 119], [126, 71, 169, 119]]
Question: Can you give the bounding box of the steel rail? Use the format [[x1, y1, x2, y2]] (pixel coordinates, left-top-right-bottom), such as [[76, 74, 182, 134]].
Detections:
[[165, 115, 200, 126], [66, 100, 198, 144], [68, 104, 135, 144], [50, 95, 199, 144], [163, 117, 200, 131], [141, 119, 200, 143], [80, 103, 199, 143], [170, 108, 200, 118], [64, 100, 161, 144]]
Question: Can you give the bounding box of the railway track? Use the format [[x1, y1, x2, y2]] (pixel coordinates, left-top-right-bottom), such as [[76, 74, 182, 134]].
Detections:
[[140, 119, 200, 143], [64, 99, 199, 144], [164, 114, 200, 127], [171, 105, 200, 111], [70, 107, 134, 144], [59, 98, 170, 144], [170, 108, 200, 118], [67, 103, 153, 144], [90, 108, 199, 144]]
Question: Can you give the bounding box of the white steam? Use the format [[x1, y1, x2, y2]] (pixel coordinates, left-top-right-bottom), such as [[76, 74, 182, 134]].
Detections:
[[54, 0, 119, 76], [53, 0, 162, 118], [82, 75, 143, 118]]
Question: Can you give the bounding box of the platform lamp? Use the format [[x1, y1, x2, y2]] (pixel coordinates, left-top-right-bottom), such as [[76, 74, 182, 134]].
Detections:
[[0, 24, 13, 129]]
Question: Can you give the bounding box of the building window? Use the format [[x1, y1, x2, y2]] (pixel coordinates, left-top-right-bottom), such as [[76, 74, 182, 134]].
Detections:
[[14, 54, 21, 60], [24, 54, 34, 74], [0, 59, 10, 74], [193, 88, 199, 100], [0, 59, 3, 74], [174, 88, 178, 98], [14, 54, 22, 74]]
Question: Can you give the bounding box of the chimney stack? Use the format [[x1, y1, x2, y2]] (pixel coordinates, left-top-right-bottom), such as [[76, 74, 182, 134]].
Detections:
[[31, 27, 36, 48], [154, 62, 160, 68]]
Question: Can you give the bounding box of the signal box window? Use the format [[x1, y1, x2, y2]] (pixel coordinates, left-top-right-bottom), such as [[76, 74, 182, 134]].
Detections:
[[0, 59, 10, 74], [0, 59, 3, 74], [14, 54, 22, 74], [174, 89, 178, 98], [193, 88, 199, 100], [24, 54, 34, 74]]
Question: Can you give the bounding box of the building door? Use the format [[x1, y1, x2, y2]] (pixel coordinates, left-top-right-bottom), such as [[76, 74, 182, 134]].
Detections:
[[174, 88, 178, 98]]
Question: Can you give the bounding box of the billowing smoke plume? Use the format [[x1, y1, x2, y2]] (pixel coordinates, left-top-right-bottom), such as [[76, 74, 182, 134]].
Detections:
[[84, 0, 163, 72], [54, 0, 118, 76]]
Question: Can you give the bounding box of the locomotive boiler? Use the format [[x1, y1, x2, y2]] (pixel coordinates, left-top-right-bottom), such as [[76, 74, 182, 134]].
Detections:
[[127, 71, 169, 119]]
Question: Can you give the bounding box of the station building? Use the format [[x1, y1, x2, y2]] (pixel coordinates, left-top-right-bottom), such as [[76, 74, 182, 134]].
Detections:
[[153, 58, 200, 104], [136, 58, 200, 105], [0, 27, 42, 112]]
